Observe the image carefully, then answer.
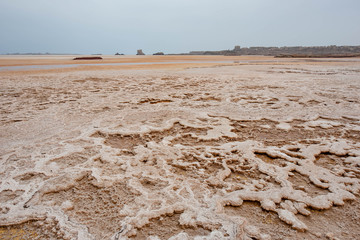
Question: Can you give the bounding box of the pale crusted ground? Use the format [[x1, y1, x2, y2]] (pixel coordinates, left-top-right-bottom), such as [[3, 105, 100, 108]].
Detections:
[[0, 56, 360, 240]]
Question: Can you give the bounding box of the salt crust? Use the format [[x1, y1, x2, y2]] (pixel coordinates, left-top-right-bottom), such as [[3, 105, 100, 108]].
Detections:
[[1, 114, 359, 239], [1, 65, 360, 239]]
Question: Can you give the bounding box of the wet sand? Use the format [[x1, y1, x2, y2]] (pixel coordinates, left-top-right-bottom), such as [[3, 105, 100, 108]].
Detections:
[[0, 55, 278, 66], [0, 56, 359, 239]]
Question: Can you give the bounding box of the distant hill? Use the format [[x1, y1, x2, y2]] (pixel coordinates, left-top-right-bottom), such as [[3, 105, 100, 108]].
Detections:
[[178, 45, 360, 57]]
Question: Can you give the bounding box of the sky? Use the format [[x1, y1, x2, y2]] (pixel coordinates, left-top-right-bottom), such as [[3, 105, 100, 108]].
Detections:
[[0, 0, 360, 54]]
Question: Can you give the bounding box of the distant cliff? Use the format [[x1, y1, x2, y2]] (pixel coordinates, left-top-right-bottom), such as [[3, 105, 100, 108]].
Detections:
[[184, 45, 360, 57]]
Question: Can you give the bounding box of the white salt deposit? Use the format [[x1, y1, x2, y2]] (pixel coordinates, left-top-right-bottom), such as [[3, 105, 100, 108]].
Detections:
[[0, 62, 359, 239]]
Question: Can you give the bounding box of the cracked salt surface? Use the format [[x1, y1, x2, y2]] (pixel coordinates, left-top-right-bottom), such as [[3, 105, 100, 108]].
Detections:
[[0, 62, 360, 239]]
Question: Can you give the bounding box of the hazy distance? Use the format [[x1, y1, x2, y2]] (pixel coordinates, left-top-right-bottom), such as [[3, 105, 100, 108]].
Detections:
[[1, 0, 360, 54]]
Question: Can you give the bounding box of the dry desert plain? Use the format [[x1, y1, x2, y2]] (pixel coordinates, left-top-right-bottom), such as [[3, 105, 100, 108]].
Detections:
[[0, 55, 360, 240]]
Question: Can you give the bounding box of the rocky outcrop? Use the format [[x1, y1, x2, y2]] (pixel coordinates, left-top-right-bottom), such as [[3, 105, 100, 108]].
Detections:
[[153, 52, 164, 55], [73, 57, 102, 60], [137, 49, 145, 55]]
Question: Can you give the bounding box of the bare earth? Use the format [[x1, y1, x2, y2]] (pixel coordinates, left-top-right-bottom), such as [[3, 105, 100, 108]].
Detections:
[[0, 56, 359, 240]]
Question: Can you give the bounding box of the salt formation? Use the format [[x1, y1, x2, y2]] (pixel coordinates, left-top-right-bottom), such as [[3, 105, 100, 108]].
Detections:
[[0, 62, 360, 239]]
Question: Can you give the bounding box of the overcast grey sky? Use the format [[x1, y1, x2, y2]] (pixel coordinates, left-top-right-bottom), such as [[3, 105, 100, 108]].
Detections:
[[1, 0, 359, 54]]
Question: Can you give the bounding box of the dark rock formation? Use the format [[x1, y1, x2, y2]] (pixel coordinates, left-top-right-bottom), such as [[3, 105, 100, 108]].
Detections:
[[137, 49, 145, 55], [73, 56, 103, 60], [153, 52, 164, 55], [115, 53, 124, 55], [234, 45, 241, 51]]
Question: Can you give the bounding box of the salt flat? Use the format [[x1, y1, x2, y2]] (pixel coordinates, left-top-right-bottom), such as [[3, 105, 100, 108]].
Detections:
[[0, 56, 359, 239]]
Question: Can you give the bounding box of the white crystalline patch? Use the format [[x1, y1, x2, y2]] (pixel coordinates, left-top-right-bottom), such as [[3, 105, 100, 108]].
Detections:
[[344, 156, 360, 166], [307, 120, 341, 129], [169, 232, 189, 240], [293, 202, 311, 216], [277, 209, 307, 231], [194, 231, 229, 240], [61, 200, 74, 211], [280, 200, 297, 214], [353, 125, 360, 131], [260, 199, 276, 211], [276, 122, 292, 130], [148, 236, 161, 240], [329, 140, 350, 156], [200, 117, 237, 140]]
